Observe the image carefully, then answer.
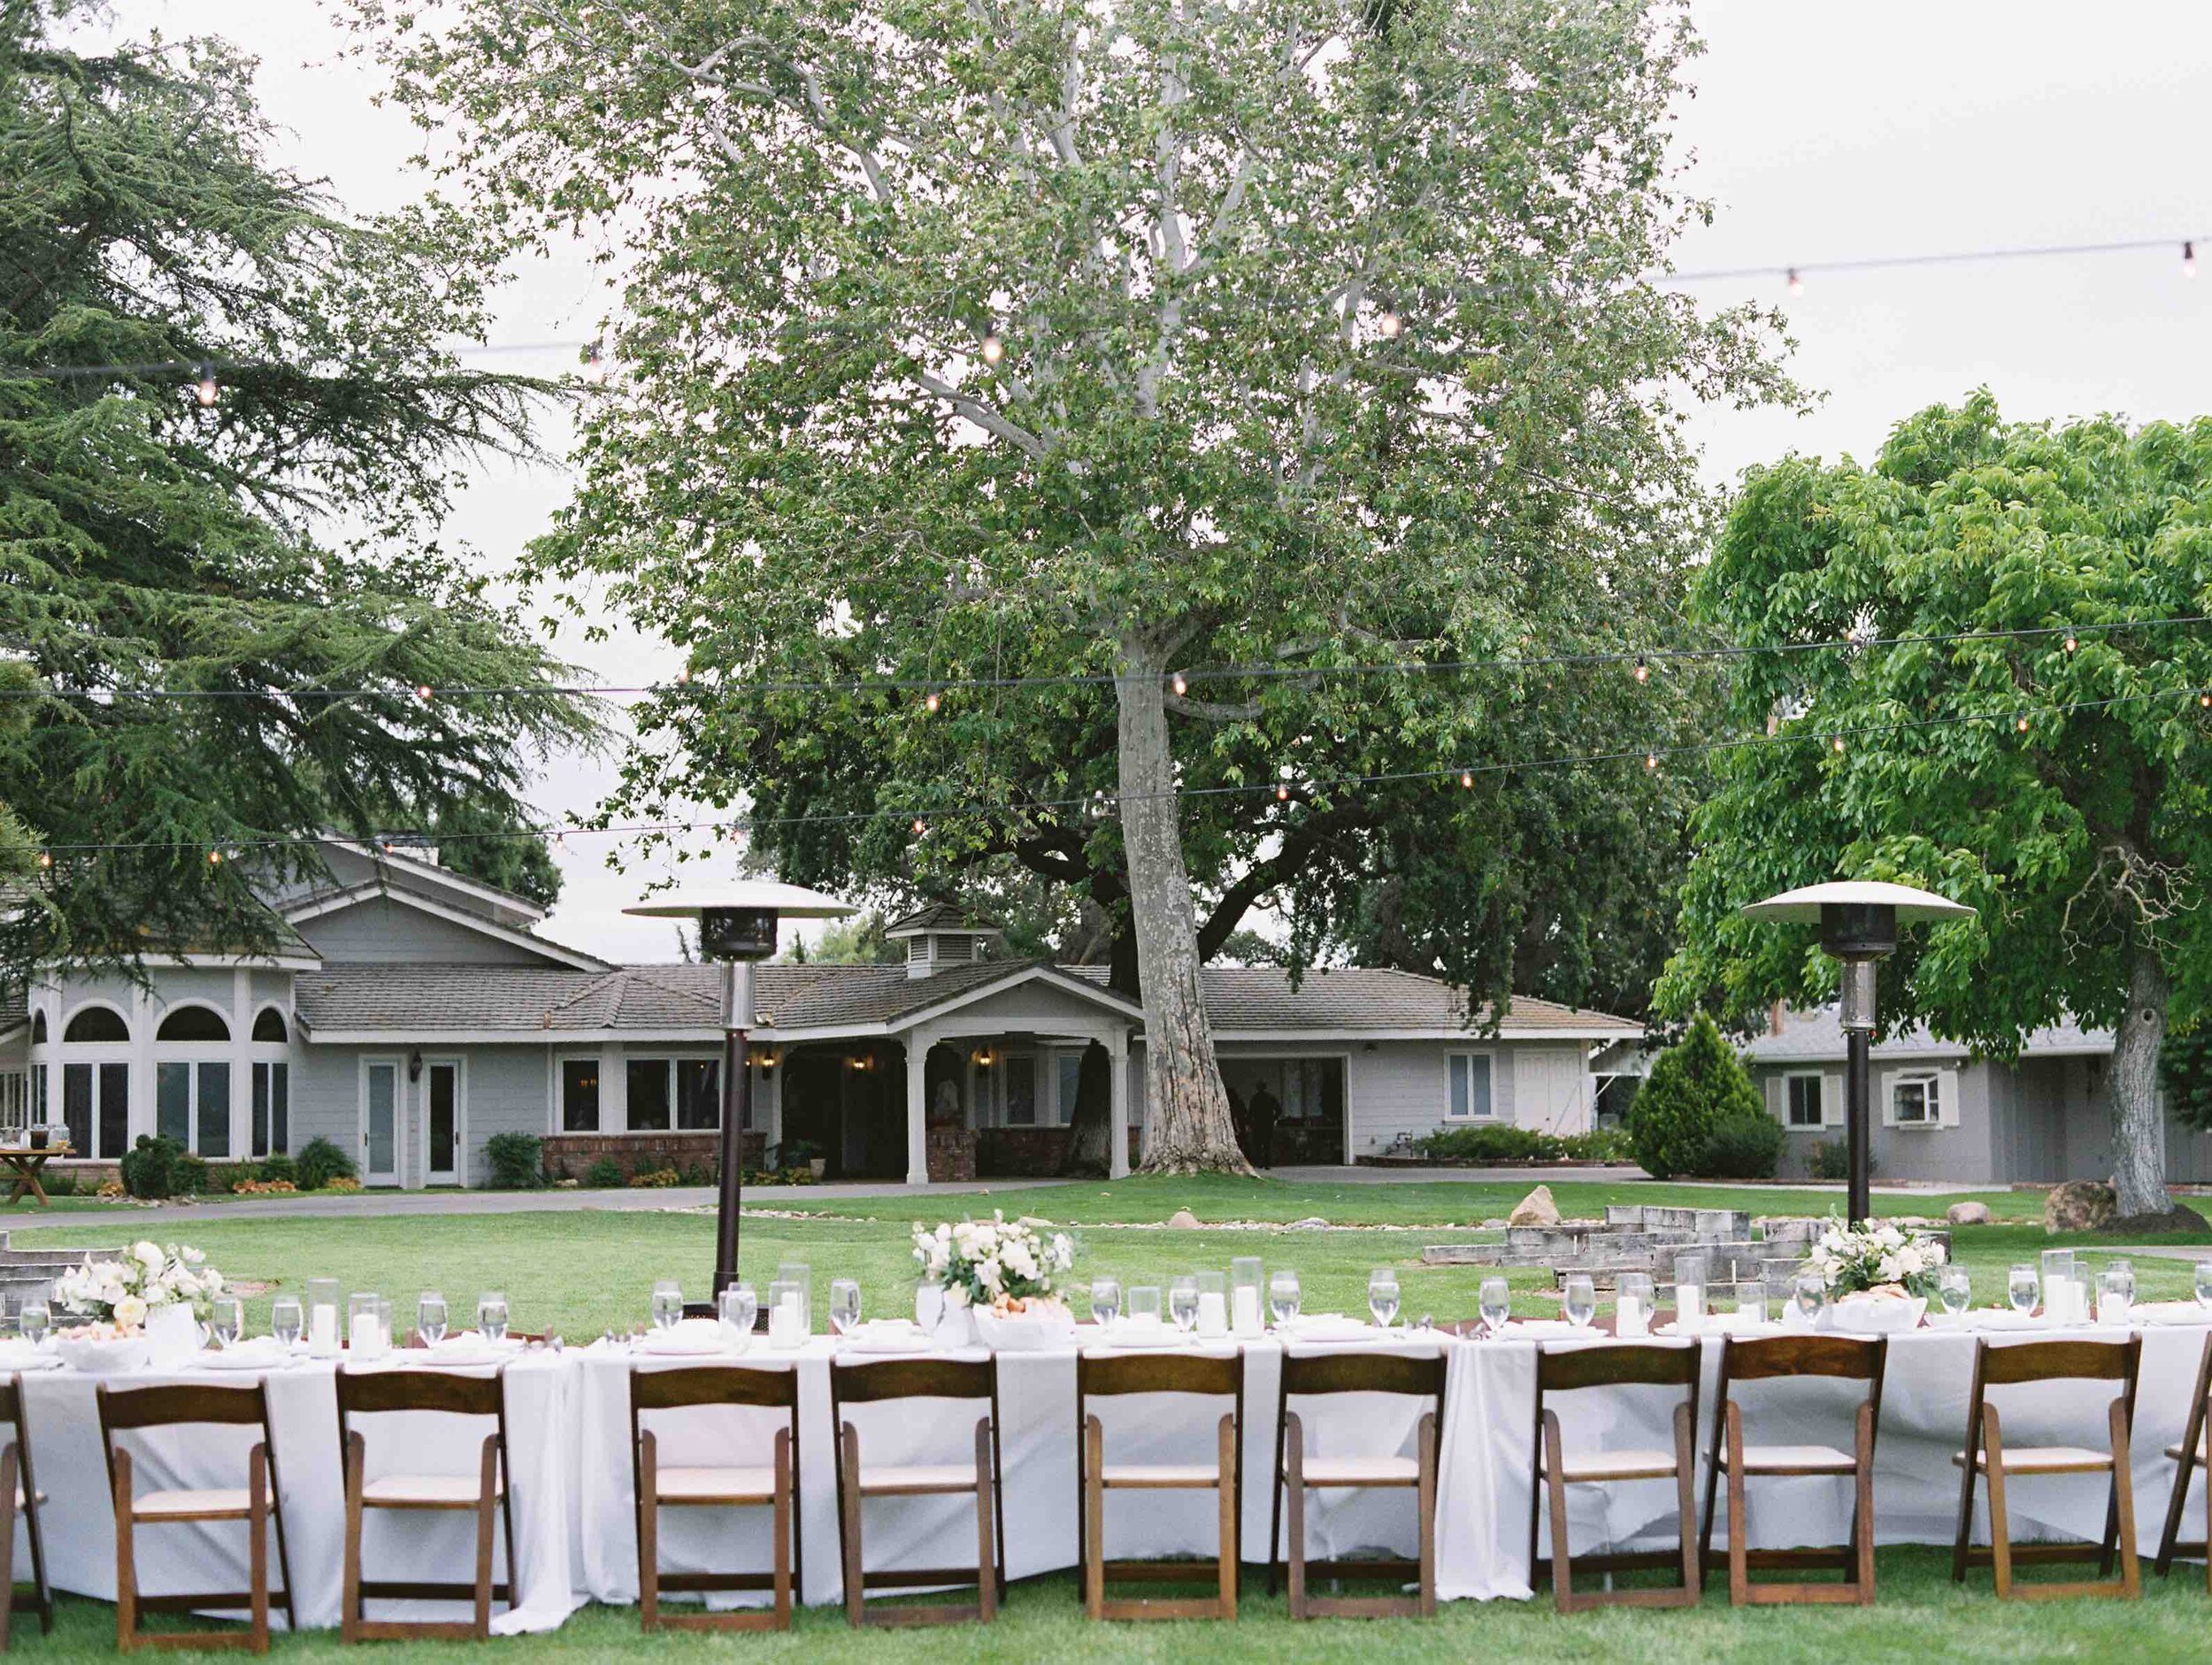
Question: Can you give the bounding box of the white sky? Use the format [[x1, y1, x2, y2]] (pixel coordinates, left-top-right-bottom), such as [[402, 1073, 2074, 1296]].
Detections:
[[82, 2, 2212, 963]]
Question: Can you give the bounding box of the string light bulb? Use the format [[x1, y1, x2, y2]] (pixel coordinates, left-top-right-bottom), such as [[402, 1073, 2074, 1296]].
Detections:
[[38, 851, 51, 869], [1644, 752, 1658, 771], [553, 829, 566, 848], [2200, 692, 2210, 709], [207, 848, 222, 865], [413, 684, 433, 703], [1632, 654, 1648, 684], [911, 817, 927, 836], [1786, 268, 1804, 296], [674, 667, 691, 685], [194, 365, 219, 407], [2015, 714, 2032, 733], [979, 332, 1004, 365], [924, 691, 941, 713], [2187, 242, 2199, 280], [1378, 310, 1403, 339], [1831, 735, 1847, 753], [2063, 632, 2078, 654], [1276, 782, 1292, 802], [1171, 672, 1187, 696], [1459, 770, 1474, 789]]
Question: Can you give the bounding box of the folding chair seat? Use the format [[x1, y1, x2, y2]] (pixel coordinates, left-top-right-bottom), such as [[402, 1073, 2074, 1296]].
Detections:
[[1077, 1351, 1242, 1621]]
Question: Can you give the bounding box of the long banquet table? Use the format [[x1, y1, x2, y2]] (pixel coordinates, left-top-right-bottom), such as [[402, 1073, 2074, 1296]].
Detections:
[[6, 1316, 2208, 1629]]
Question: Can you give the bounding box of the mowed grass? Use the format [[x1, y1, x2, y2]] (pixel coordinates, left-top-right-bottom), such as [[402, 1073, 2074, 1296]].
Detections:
[[14, 1551, 2212, 1662], [8, 1175, 2203, 1336]]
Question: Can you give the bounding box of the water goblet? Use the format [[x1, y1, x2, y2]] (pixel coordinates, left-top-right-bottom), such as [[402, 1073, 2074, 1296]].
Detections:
[[17, 1301, 48, 1349], [1563, 1275, 1596, 1331], [1478, 1276, 1509, 1337], [650, 1279, 683, 1331], [1169, 1275, 1200, 1333], [270, 1296, 303, 1348], [211, 1296, 243, 1349], [829, 1277, 863, 1337], [1369, 1269, 1402, 1330], [478, 1291, 510, 1344], [1089, 1276, 1122, 1327], [1938, 1267, 1971, 1325], [2196, 1260, 2212, 1312], [2008, 1262, 2039, 1316], [718, 1282, 757, 1349], [1793, 1270, 1826, 1327], [1269, 1269, 1302, 1328], [417, 1291, 449, 1347]]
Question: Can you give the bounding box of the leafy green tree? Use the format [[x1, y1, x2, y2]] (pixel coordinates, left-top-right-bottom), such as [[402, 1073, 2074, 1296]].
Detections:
[[1625, 1011, 1765, 1179], [425, 802, 564, 909], [781, 911, 902, 965], [353, 0, 1788, 1170], [1660, 395, 2212, 1221], [0, 6, 597, 978]]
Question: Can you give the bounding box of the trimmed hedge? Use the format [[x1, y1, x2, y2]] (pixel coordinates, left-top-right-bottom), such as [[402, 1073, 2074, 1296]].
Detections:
[[1626, 1013, 1776, 1179], [485, 1132, 545, 1190], [1411, 1124, 1632, 1164]]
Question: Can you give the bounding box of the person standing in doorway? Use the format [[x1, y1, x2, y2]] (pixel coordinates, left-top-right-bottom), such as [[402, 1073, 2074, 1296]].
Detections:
[[1247, 1080, 1281, 1169]]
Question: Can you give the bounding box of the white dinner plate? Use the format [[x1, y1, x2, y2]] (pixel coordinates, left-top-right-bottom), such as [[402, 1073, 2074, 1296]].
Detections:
[[1094, 1324, 1185, 1350], [200, 1343, 293, 1372], [843, 1322, 929, 1354], [1967, 1310, 2049, 1331], [0, 1352, 60, 1373], [1281, 1315, 1372, 1343], [410, 1346, 504, 1368]]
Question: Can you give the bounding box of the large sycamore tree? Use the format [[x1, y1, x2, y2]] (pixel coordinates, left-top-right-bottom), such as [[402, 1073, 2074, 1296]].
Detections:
[[0, 5, 594, 977], [1661, 395, 2212, 1224], [357, 0, 1786, 1170]]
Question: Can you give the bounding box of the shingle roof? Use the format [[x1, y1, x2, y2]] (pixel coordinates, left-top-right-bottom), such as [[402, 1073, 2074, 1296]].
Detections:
[[1744, 1001, 2114, 1063], [882, 902, 1001, 937], [292, 959, 1635, 1040]]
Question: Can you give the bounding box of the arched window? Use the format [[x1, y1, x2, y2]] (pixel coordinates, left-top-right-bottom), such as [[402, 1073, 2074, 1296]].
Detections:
[[156, 1005, 230, 1043], [28, 1011, 44, 1045], [63, 1007, 128, 1044], [251, 1008, 288, 1043]]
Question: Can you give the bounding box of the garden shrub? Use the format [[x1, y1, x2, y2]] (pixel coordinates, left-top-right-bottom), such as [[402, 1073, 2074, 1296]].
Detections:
[[39, 1170, 75, 1198], [628, 1167, 681, 1188], [1699, 1115, 1785, 1179], [1557, 1127, 1633, 1162], [1806, 1138, 1875, 1182], [176, 1154, 211, 1194], [485, 1132, 545, 1191], [1625, 1012, 1767, 1179], [296, 1136, 357, 1192], [119, 1134, 186, 1200], [584, 1156, 626, 1189], [1415, 1124, 1549, 1162], [256, 1155, 299, 1186]]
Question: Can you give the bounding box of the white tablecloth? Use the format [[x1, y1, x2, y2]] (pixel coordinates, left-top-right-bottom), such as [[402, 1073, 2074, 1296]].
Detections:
[[1432, 1320, 2212, 1600]]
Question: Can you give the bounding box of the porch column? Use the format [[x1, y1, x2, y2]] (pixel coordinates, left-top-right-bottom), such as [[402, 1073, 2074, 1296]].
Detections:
[[1107, 1029, 1131, 1180], [905, 1032, 930, 1185]]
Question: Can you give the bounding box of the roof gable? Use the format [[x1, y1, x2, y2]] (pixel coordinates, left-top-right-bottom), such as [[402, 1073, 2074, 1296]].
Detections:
[[283, 882, 607, 972]]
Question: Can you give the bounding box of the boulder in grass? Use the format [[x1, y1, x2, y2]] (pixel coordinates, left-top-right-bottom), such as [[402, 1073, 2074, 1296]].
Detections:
[[1944, 1201, 1993, 1227], [1508, 1185, 1562, 1228], [1165, 1208, 1202, 1230], [2043, 1180, 2116, 1235]]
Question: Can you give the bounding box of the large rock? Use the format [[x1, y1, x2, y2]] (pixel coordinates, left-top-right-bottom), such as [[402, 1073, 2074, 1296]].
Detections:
[[2044, 1180, 2116, 1235], [1508, 1185, 1562, 1228], [1164, 1208, 1202, 1230], [1945, 1201, 1993, 1226]]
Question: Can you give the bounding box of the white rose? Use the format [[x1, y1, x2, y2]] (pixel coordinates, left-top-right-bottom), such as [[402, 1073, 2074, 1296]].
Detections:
[[181, 1247, 206, 1265], [134, 1241, 164, 1270], [112, 1295, 148, 1330]]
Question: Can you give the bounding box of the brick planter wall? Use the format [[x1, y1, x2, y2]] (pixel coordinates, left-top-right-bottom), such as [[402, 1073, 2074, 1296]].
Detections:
[[926, 1126, 977, 1183], [541, 1132, 763, 1183], [978, 1126, 1141, 1177]]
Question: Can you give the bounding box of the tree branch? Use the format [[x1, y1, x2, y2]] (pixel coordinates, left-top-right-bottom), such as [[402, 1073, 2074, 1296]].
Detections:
[[910, 372, 1047, 458]]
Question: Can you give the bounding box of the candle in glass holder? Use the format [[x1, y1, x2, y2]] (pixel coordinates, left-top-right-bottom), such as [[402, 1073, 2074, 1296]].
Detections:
[[1195, 1270, 1229, 1338], [1230, 1257, 1264, 1338]]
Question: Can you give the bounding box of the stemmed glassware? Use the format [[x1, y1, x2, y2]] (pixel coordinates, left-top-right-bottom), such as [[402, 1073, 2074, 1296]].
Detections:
[[1938, 1267, 1971, 1325], [1368, 1270, 1401, 1330], [2197, 1261, 2212, 1312], [418, 1291, 449, 1347], [270, 1296, 303, 1348], [650, 1279, 684, 1331], [829, 1278, 863, 1337], [1269, 1270, 1302, 1328], [2008, 1262, 2040, 1316], [1169, 1275, 1200, 1334], [1478, 1277, 1509, 1338], [1563, 1275, 1596, 1331], [17, 1301, 49, 1349], [478, 1291, 510, 1344], [1089, 1276, 1122, 1327], [1792, 1270, 1826, 1327], [211, 1296, 243, 1349], [718, 1282, 757, 1349]]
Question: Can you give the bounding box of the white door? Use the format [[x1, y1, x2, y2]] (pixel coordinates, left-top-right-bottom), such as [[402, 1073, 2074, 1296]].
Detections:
[[361, 1060, 401, 1186], [425, 1061, 463, 1186]]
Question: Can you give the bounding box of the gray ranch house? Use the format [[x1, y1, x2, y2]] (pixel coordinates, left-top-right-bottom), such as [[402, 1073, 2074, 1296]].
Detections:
[[1, 842, 1640, 1188], [1742, 1001, 2212, 1185]]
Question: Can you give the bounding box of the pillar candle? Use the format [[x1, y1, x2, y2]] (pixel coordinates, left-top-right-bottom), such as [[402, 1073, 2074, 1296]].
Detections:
[[1231, 1285, 1263, 1338], [1196, 1290, 1228, 1338]]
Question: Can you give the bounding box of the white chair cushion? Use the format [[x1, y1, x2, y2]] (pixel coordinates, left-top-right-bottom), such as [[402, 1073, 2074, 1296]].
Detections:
[[854, 1463, 980, 1493], [134, 1487, 253, 1518], [1294, 1455, 1421, 1485], [655, 1465, 780, 1503], [362, 1473, 502, 1506], [1539, 1448, 1679, 1482], [1718, 1443, 1856, 1473], [1099, 1462, 1222, 1487], [1951, 1445, 2112, 1473]]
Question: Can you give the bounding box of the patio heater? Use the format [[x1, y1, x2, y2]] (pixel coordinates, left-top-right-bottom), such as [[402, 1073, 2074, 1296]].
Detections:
[[1739, 881, 1974, 1227], [626, 880, 855, 1294]]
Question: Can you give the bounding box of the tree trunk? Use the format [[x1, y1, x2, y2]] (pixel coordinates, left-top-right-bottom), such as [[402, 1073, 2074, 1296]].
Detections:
[[2108, 943, 2173, 1219], [1115, 639, 1250, 1175]]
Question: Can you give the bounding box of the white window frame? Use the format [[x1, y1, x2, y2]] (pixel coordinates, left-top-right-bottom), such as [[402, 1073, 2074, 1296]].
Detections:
[[358, 1055, 404, 1186], [1783, 1070, 1825, 1131], [624, 1053, 724, 1133], [557, 1054, 604, 1133], [1446, 1050, 1497, 1121], [1890, 1070, 1940, 1128], [155, 1056, 235, 1159], [1051, 1049, 1085, 1128], [419, 1055, 467, 1185]]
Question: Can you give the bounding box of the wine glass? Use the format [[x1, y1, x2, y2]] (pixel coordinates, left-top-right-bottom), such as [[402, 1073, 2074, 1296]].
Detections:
[[1269, 1269, 1302, 1328], [718, 1282, 757, 1348], [1089, 1276, 1122, 1327], [1792, 1270, 1825, 1326], [829, 1278, 863, 1337], [270, 1296, 303, 1348], [1478, 1276, 1509, 1337], [211, 1296, 243, 1349], [2196, 1260, 2212, 1312], [1369, 1269, 1402, 1330], [1169, 1275, 1200, 1333], [478, 1291, 510, 1344], [416, 1291, 449, 1347], [1938, 1267, 1970, 1325], [16, 1301, 48, 1349], [650, 1279, 684, 1331], [1563, 1275, 1596, 1331], [2008, 1262, 2040, 1316]]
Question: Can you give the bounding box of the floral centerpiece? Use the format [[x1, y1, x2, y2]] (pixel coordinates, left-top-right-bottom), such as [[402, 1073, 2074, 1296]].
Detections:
[[1804, 1221, 1945, 1332], [912, 1212, 1076, 1348], [54, 1240, 226, 1331]]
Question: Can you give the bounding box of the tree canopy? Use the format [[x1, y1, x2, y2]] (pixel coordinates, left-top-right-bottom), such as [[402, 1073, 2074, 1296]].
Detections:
[[352, 0, 1788, 1167], [1661, 394, 2212, 1219], [0, 4, 595, 976]]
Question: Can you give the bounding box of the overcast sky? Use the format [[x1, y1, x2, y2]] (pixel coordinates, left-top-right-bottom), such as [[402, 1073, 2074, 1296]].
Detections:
[[86, 2, 2212, 962]]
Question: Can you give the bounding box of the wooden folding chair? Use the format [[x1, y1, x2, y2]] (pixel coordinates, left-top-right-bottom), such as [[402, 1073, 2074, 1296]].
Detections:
[[1267, 1349, 1443, 1619], [1696, 1334, 1885, 1605], [336, 1364, 517, 1641], [0, 1376, 52, 1648], [1076, 1351, 1243, 1621], [1950, 1336, 2142, 1601], [629, 1363, 800, 1632], [97, 1381, 297, 1653], [1528, 1341, 1701, 1612], [832, 1356, 1003, 1627], [2155, 1331, 2212, 1589]]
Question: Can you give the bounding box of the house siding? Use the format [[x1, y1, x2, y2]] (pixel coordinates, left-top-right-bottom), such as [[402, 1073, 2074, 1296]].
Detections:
[[292, 897, 556, 965]]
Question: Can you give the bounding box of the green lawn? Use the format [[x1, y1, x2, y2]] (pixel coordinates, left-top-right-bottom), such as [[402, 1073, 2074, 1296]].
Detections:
[[13, 1551, 2212, 1662], [9, 1175, 2201, 1338]]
